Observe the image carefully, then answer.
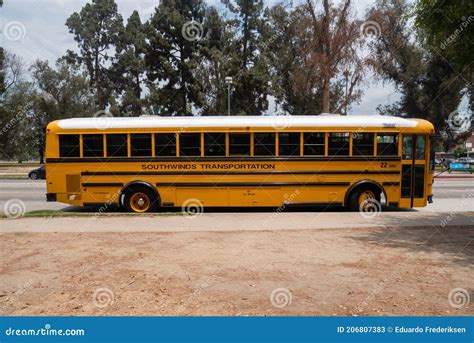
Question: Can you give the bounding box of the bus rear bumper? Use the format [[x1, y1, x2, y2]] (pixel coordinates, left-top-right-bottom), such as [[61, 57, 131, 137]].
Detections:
[[46, 193, 57, 202], [427, 194, 433, 204]]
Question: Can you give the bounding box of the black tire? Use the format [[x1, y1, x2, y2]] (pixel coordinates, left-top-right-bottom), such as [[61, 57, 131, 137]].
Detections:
[[122, 186, 158, 213], [347, 186, 381, 212], [29, 172, 38, 180]]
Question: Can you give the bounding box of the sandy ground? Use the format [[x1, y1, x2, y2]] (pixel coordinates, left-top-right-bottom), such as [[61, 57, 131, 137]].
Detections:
[[0, 225, 472, 316]]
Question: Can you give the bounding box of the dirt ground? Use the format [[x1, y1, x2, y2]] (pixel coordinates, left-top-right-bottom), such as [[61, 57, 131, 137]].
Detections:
[[0, 225, 472, 316]]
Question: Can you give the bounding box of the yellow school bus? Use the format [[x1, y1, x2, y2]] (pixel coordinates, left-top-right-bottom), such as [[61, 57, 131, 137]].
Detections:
[[44, 114, 435, 213]]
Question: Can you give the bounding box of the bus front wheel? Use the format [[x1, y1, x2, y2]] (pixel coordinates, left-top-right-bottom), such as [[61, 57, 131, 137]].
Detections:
[[123, 186, 158, 213], [347, 186, 381, 212]]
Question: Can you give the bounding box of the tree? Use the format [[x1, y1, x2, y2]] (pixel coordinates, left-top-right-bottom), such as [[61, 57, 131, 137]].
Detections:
[[111, 10, 146, 116], [65, 0, 123, 110], [413, 0, 473, 116], [194, 6, 237, 115], [302, 0, 363, 114], [0, 53, 35, 162], [0, 1, 4, 95], [1, 52, 25, 96], [31, 59, 96, 163], [0, 48, 5, 96], [145, 0, 206, 116], [221, 0, 270, 115], [367, 0, 468, 151]]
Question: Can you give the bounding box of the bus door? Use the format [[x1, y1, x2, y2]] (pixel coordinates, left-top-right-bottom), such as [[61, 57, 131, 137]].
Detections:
[[400, 135, 426, 208]]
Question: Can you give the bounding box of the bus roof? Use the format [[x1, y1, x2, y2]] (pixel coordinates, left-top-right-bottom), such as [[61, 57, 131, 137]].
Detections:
[[52, 115, 434, 131]]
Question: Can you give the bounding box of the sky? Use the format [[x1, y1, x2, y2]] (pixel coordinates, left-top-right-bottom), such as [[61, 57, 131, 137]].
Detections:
[[0, 0, 402, 115]]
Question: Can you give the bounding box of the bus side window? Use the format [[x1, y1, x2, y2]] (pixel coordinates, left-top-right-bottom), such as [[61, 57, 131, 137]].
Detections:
[[254, 133, 275, 156], [82, 134, 104, 157], [352, 133, 374, 156], [130, 133, 152, 157], [106, 134, 128, 157], [59, 135, 80, 158], [415, 135, 426, 160], [155, 133, 176, 157], [279, 133, 300, 156], [229, 133, 250, 155], [377, 133, 398, 156], [303, 133, 325, 155], [204, 133, 226, 156], [179, 133, 201, 156], [402, 135, 413, 160], [328, 133, 349, 156]]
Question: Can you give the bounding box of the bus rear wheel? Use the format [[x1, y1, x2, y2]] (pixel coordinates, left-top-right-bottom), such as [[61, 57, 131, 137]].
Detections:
[[123, 186, 158, 213]]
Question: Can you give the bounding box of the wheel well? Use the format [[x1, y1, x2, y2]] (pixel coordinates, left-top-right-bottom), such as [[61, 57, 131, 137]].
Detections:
[[344, 180, 386, 206], [120, 181, 160, 207]]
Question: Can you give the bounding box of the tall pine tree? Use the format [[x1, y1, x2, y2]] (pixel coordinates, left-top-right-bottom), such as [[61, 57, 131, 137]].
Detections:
[[221, 0, 270, 115], [65, 0, 123, 110], [145, 0, 206, 116]]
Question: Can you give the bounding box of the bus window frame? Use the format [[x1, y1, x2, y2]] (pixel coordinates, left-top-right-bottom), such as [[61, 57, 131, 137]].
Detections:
[[253, 132, 276, 157], [179, 132, 202, 157], [154, 132, 177, 157], [105, 133, 129, 158], [351, 132, 375, 156], [82, 133, 105, 158], [229, 132, 251, 156], [278, 132, 300, 157], [303, 132, 326, 156], [377, 133, 399, 156], [58, 134, 81, 158], [204, 132, 226, 157], [328, 132, 350, 156], [130, 133, 152, 157]]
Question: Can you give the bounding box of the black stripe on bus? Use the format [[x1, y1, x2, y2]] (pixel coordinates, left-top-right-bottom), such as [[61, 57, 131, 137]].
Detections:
[[81, 170, 400, 176], [46, 156, 401, 163], [382, 182, 400, 186], [283, 201, 343, 207], [83, 202, 118, 207], [81, 183, 124, 187], [155, 182, 350, 187]]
